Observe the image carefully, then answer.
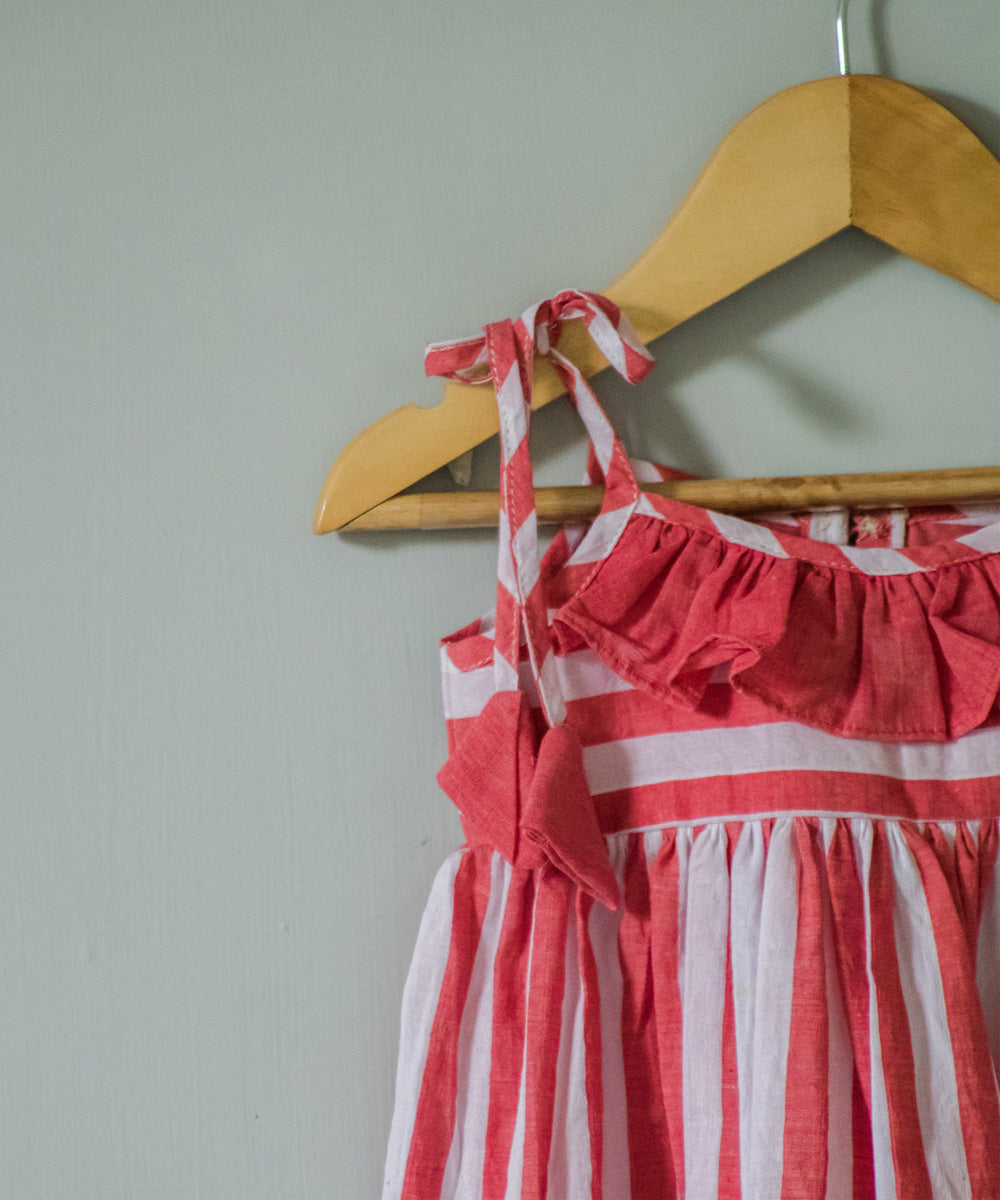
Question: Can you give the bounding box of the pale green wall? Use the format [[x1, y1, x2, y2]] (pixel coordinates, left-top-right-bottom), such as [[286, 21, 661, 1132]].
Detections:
[[1, 2, 998, 1196]]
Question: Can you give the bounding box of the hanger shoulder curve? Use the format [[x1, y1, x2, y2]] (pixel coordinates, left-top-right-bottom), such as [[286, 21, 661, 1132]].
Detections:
[[313, 356, 571, 533], [315, 75, 1000, 534], [848, 77, 1000, 301]]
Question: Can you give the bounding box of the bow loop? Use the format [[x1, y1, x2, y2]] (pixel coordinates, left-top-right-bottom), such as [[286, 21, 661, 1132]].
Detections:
[[532, 311, 554, 357], [424, 288, 653, 387]]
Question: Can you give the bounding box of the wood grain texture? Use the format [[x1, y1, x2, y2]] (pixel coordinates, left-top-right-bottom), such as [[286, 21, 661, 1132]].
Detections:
[[340, 467, 1000, 530]]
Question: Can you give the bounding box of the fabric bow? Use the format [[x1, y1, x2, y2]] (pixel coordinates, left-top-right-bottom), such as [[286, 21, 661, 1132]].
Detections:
[[438, 690, 620, 910], [423, 288, 654, 391]]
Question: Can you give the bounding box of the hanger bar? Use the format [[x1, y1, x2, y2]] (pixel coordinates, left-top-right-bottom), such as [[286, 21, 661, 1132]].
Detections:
[[339, 465, 1000, 531]]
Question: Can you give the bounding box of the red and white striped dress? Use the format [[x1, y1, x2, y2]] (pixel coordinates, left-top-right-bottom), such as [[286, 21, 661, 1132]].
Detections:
[[383, 291, 1000, 1199]]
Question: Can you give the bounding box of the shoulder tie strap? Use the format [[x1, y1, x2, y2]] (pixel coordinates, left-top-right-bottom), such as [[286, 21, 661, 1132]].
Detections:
[[426, 289, 654, 725]]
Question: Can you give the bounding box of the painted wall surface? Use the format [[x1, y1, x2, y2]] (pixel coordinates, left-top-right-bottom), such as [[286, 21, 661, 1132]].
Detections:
[[2, 2, 998, 1195]]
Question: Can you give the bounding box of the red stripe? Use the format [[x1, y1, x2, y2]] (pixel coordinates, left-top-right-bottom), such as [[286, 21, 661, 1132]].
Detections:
[[423, 334, 488, 379], [718, 825, 741, 1197], [593, 771, 1000, 834], [493, 586, 519, 680], [935, 820, 998, 962], [648, 829, 684, 1196], [441, 619, 490, 670], [483, 317, 517, 387], [567, 679, 796, 743], [977, 820, 999, 936], [851, 1071, 876, 1200], [951, 822, 980, 950], [618, 834, 675, 1196], [780, 818, 829, 1199], [522, 871, 571, 1200], [481, 868, 535, 1200], [867, 825, 932, 1196], [825, 822, 876, 1200], [402, 851, 491, 1200], [503, 439, 534, 534], [924, 823, 967, 933], [902, 823, 1000, 1195], [576, 893, 604, 1200]]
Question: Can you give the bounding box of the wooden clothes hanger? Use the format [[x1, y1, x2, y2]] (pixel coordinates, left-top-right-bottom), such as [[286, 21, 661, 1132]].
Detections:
[[314, 10, 1000, 533]]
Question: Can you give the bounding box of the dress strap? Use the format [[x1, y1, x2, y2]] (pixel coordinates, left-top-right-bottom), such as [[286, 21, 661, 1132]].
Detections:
[[426, 289, 654, 724]]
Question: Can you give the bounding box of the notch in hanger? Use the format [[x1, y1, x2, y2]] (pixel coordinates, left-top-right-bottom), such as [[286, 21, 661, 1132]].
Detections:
[[314, 8, 1000, 534]]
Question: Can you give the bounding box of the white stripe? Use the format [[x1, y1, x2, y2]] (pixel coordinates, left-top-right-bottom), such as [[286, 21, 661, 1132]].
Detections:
[[633, 459, 668, 484], [747, 818, 798, 1198], [839, 545, 925, 575], [496, 362, 528, 456], [442, 662, 496, 719], [886, 823, 971, 1199], [823, 818, 854, 1200], [597, 809, 989, 840], [731, 823, 766, 1188], [382, 852, 463, 1199], [890, 508, 908, 548], [614, 310, 655, 365], [673, 826, 692, 1023], [426, 333, 489, 353], [682, 823, 729, 1200], [583, 308, 628, 377], [537, 649, 566, 725], [709, 511, 791, 557], [589, 491, 1000, 572], [956, 520, 1000, 553], [492, 648, 520, 694], [572, 379, 616, 473], [933, 505, 1000, 526], [589, 837, 632, 1200], [497, 509, 517, 597], [443, 659, 546, 720], [553, 649, 634, 702], [546, 897, 592, 1199], [642, 826, 664, 865], [758, 511, 803, 529], [581, 721, 1000, 795], [854, 821, 897, 1200], [441, 854, 511, 1197], [809, 508, 850, 545], [634, 492, 664, 521], [504, 1006, 527, 1200], [511, 509, 540, 599], [978, 837, 1000, 1080], [565, 503, 635, 567]]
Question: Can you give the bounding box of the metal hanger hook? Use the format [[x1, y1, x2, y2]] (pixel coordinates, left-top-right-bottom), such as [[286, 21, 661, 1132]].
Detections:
[[836, 0, 851, 75]]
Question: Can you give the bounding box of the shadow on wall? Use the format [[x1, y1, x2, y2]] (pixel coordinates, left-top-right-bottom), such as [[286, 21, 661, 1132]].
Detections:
[[588, 227, 893, 477]]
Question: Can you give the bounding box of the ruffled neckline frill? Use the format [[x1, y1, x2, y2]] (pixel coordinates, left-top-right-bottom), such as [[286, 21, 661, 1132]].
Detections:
[[551, 495, 1000, 744]]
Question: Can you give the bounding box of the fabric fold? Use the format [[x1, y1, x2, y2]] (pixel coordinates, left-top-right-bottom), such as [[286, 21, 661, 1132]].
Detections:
[[554, 512, 1000, 742], [437, 690, 620, 909]]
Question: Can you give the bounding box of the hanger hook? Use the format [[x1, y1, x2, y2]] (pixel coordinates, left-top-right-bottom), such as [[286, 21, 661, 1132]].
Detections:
[[836, 0, 851, 75]]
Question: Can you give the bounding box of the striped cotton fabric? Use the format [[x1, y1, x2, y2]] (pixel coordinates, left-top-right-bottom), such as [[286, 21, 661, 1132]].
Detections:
[[383, 293, 1000, 1199]]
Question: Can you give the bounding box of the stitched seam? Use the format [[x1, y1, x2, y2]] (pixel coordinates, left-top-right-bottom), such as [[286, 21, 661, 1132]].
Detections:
[[635, 505, 1000, 575], [554, 605, 999, 742]]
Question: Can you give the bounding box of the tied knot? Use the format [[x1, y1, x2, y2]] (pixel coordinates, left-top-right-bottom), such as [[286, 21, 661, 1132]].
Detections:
[[527, 290, 590, 357], [423, 288, 654, 388]]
